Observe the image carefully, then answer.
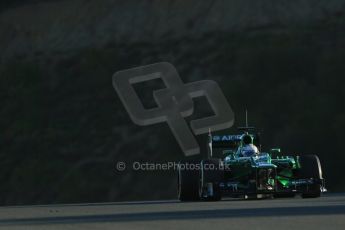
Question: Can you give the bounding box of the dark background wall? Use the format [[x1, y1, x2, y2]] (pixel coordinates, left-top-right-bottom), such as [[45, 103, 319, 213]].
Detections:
[[0, 0, 345, 205]]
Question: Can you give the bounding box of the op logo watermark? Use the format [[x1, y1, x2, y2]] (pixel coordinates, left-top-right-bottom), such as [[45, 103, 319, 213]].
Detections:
[[112, 62, 234, 156]]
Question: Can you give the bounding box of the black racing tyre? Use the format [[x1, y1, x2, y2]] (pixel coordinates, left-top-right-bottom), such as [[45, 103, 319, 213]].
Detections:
[[177, 161, 200, 201], [199, 159, 223, 201], [298, 155, 322, 198]]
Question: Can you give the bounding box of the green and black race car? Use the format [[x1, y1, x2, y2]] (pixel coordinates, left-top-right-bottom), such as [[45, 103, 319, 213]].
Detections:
[[177, 127, 326, 201]]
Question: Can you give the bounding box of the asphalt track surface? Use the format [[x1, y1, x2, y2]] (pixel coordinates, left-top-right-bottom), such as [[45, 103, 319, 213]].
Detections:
[[0, 193, 344, 230]]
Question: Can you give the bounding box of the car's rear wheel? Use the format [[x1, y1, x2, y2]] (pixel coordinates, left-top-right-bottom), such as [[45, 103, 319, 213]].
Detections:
[[298, 155, 322, 198], [177, 161, 200, 201], [199, 159, 223, 201]]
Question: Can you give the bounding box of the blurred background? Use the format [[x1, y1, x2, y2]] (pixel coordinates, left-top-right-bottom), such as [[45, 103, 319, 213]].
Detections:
[[0, 0, 344, 205]]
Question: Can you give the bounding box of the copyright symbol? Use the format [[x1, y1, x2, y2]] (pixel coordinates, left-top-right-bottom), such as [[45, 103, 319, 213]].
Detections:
[[116, 162, 126, 171]]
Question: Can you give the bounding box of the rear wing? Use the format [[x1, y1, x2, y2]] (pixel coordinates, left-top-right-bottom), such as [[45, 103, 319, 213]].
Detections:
[[207, 134, 241, 158], [211, 135, 242, 149], [210, 134, 260, 148]]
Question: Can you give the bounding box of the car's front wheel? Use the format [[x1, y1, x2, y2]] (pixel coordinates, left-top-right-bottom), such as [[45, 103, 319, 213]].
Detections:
[[298, 155, 323, 198]]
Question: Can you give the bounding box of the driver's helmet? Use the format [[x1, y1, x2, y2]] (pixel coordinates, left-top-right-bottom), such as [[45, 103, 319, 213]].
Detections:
[[242, 134, 253, 145], [240, 134, 259, 156]]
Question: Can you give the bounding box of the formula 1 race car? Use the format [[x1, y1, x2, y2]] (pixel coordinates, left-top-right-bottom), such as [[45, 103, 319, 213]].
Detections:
[[177, 126, 326, 201]]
